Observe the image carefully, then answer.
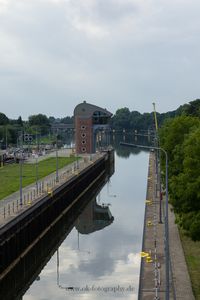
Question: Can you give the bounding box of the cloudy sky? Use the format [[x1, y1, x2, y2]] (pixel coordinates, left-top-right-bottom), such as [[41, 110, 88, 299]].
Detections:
[[0, 0, 200, 119]]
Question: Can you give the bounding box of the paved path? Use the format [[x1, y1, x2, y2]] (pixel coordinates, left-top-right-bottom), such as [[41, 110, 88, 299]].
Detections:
[[138, 152, 166, 299], [169, 205, 195, 300], [0, 152, 103, 228], [138, 152, 195, 300], [25, 149, 73, 164]]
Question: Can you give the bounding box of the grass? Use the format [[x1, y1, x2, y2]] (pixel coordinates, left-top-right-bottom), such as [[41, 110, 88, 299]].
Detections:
[[180, 229, 200, 300], [0, 157, 77, 200]]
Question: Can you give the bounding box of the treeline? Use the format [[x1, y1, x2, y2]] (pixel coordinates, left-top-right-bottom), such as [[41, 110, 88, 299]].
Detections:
[[110, 108, 175, 130], [1, 99, 200, 148], [159, 99, 200, 241], [110, 99, 200, 131], [0, 113, 73, 147]]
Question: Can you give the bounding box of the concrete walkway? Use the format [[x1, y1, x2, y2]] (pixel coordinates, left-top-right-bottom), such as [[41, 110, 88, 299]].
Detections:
[[138, 152, 166, 299], [138, 152, 195, 300]]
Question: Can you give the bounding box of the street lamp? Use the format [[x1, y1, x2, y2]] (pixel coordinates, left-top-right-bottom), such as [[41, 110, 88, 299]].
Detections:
[[18, 131, 23, 207], [35, 154, 39, 194], [120, 142, 170, 300], [56, 131, 59, 182]]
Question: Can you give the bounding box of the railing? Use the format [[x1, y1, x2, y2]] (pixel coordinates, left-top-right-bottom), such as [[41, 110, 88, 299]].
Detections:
[[0, 152, 104, 225]]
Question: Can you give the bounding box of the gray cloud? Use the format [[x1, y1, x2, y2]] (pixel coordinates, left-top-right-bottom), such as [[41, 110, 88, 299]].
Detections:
[[0, 0, 200, 118]]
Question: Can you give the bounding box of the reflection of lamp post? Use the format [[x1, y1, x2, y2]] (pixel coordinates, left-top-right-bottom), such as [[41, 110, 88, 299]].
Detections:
[[120, 142, 169, 300], [77, 220, 90, 254], [56, 241, 90, 290], [107, 180, 117, 198]]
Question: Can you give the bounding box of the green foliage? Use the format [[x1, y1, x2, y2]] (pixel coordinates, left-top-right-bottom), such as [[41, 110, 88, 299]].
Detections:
[[160, 115, 200, 241], [29, 114, 50, 126], [60, 116, 74, 124], [180, 230, 200, 299], [111, 99, 200, 132], [0, 112, 9, 125], [17, 116, 23, 126], [190, 217, 200, 241], [28, 114, 50, 135], [159, 115, 200, 177], [178, 99, 200, 118], [111, 107, 131, 129]]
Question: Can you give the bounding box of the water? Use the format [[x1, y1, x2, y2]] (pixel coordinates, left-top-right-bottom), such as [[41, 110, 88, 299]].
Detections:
[[23, 149, 149, 300]]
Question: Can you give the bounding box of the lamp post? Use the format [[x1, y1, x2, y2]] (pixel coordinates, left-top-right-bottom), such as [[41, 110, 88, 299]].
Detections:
[[56, 144, 59, 182], [120, 142, 170, 300], [19, 131, 23, 207], [56, 131, 59, 182], [35, 154, 39, 194]]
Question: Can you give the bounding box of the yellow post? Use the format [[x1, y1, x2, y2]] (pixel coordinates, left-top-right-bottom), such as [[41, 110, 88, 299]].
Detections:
[[152, 102, 158, 131]]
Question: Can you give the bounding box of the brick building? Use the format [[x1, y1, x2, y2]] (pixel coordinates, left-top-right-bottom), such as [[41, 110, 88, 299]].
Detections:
[[74, 101, 112, 154]]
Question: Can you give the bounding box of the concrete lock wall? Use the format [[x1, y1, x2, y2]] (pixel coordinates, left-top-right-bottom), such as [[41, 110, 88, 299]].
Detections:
[[0, 162, 113, 300], [0, 150, 114, 280]]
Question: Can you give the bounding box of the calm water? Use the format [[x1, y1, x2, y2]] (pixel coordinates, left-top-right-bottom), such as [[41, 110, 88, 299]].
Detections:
[[22, 148, 149, 300]]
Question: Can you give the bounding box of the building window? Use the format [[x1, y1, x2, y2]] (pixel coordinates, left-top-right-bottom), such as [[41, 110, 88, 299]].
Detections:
[[82, 147, 86, 152], [82, 140, 86, 145], [81, 133, 86, 138], [81, 125, 86, 130]]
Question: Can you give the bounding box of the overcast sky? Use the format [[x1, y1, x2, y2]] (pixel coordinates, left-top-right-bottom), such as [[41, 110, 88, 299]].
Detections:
[[0, 0, 200, 119]]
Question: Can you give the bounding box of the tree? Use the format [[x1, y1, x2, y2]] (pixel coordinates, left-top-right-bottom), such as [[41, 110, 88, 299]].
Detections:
[[28, 114, 50, 126], [160, 116, 200, 241], [17, 116, 23, 126], [49, 116, 56, 124], [61, 116, 74, 124], [111, 107, 131, 129], [159, 115, 200, 178], [178, 99, 200, 117], [0, 112, 9, 125]]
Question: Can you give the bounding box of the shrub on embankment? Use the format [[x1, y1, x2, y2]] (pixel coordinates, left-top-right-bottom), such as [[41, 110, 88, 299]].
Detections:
[[159, 104, 200, 241]]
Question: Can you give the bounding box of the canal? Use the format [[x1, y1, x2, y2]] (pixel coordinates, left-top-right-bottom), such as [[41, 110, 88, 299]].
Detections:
[[22, 143, 149, 300]]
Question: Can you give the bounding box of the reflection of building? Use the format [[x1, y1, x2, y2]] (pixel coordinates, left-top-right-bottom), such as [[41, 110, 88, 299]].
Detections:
[[74, 101, 112, 154], [75, 197, 114, 234]]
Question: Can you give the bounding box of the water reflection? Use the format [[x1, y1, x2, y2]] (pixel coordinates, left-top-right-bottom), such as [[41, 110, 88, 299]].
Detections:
[[0, 168, 112, 300], [111, 133, 153, 158], [76, 197, 114, 235], [23, 150, 148, 300]]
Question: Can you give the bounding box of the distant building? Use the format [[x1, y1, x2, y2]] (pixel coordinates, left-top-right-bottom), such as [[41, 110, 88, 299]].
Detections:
[[51, 123, 74, 134], [74, 101, 112, 154]]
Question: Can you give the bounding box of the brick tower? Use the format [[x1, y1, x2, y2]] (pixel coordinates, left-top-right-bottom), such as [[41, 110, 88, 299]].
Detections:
[[74, 101, 112, 154]]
